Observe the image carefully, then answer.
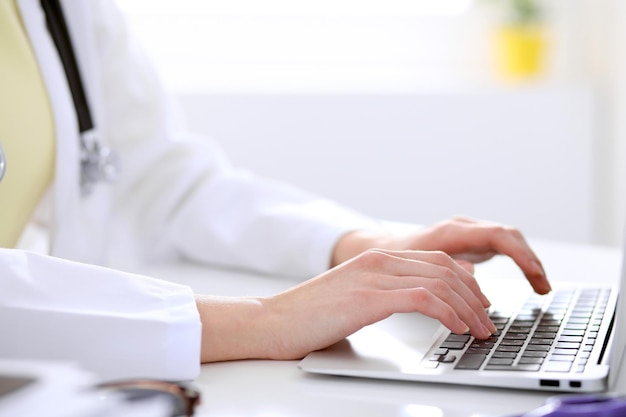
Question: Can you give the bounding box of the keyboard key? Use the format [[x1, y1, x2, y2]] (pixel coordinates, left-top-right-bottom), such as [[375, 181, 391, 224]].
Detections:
[[440, 341, 466, 350], [440, 354, 457, 363], [507, 326, 532, 333], [545, 362, 572, 372], [511, 320, 535, 327], [552, 348, 578, 356], [490, 316, 511, 324], [500, 339, 525, 346], [535, 326, 560, 333], [485, 364, 541, 372], [564, 323, 587, 330], [533, 332, 557, 339], [556, 342, 581, 349], [561, 329, 585, 336], [539, 320, 562, 326], [446, 334, 472, 343], [492, 351, 517, 359], [529, 338, 553, 345], [455, 354, 487, 370], [521, 351, 547, 358], [518, 357, 544, 365], [524, 344, 551, 352], [471, 341, 496, 349], [503, 333, 528, 340], [516, 314, 539, 321], [466, 348, 491, 355], [488, 358, 514, 366], [496, 345, 522, 353], [548, 355, 575, 362], [558, 336, 583, 343], [567, 311, 591, 324]]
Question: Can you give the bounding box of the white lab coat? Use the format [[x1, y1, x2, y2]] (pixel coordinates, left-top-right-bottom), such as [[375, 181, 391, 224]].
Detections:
[[1, 0, 381, 381]]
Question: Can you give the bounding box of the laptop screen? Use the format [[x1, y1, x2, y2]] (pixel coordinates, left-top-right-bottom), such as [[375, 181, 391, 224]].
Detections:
[[608, 230, 626, 388]]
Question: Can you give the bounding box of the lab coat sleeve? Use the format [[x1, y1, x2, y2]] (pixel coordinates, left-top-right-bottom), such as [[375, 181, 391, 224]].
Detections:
[[92, 1, 385, 276], [0, 249, 201, 382]]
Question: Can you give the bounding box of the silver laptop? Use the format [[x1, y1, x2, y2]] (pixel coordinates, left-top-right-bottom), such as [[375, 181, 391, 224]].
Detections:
[[299, 240, 626, 392]]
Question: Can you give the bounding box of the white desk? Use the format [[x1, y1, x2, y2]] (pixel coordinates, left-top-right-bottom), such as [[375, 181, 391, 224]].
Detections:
[[142, 239, 624, 417]]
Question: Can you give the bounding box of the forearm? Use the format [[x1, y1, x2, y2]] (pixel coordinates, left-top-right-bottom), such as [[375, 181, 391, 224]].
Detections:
[[196, 295, 276, 363]]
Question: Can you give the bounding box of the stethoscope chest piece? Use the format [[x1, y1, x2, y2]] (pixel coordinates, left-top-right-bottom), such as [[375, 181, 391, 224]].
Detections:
[[0, 141, 6, 183]]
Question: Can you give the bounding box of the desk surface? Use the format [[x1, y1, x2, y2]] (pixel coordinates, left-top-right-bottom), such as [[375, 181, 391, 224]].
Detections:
[[143, 239, 624, 417]]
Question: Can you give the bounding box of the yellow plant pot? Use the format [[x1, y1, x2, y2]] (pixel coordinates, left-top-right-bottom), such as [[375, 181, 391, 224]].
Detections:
[[494, 25, 546, 81]]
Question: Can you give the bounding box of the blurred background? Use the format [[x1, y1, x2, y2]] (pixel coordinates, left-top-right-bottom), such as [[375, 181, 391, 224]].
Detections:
[[117, 0, 626, 248]]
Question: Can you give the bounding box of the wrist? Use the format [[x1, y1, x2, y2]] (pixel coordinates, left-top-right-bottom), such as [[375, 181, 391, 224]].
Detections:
[[330, 230, 393, 267], [196, 295, 274, 362]]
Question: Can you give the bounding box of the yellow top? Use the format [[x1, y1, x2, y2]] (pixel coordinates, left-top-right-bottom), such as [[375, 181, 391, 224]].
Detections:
[[0, 0, 56, 248]]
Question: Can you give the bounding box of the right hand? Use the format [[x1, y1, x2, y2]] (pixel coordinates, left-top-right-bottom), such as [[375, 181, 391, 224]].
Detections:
[[198, 249, 497, 362]]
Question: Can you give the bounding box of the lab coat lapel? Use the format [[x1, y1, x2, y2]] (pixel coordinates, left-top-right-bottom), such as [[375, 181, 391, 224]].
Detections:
[[17, 0, 109, 264]]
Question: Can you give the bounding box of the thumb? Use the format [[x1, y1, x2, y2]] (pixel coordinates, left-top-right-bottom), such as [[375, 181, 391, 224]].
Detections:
[[455, 259, 475, 275]]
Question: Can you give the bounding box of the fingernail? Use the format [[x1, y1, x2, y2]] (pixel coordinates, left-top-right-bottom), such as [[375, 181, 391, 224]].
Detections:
[[480, 324, 492, 339], [543, 282, 553, 293], [531, 261, 552, 294]]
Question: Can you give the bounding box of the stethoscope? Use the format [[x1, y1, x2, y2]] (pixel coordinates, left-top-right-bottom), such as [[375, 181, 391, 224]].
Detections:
[[42, 0, 119, 196], [512, 393, 626, 417], [0, 142, 5, 183], [0, 0, 120, 195]]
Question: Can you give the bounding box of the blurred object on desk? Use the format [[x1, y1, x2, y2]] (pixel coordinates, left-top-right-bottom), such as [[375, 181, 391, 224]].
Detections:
[[0, 359, 174, 417]]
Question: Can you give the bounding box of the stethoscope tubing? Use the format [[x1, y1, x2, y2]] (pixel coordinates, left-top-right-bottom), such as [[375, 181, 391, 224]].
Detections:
[[513, 393, 626, 417], [0, 141, 6, 182]]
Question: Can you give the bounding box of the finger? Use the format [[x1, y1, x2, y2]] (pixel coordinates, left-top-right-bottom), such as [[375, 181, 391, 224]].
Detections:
[[355, 250, 495, 333], [371, 265, 495, 334], [482, 227, 551, 294], [410, 277, 494, 339], [449, 215, 481, 224], [383, 287, 491, 339], [365, 249, 492, 309], [455, 259, 475, 274], [453, 251, 497, 264], [448, 219, 551, 294], [440, 220, 551, 295]]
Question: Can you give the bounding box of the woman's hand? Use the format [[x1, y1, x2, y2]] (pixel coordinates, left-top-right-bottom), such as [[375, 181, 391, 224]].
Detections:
[[332, 216, 550, 295], [197, 249, 497, 362]]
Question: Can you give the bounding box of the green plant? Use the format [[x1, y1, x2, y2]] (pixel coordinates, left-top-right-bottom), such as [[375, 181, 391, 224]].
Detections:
[[484, 0, 543, 25]]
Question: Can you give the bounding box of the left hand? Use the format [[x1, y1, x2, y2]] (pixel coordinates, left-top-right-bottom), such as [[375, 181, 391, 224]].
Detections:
[[331, 216, 550, 295]]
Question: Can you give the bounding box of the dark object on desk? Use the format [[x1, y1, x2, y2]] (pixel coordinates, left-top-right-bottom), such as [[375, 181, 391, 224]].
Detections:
[[513, 393, 626, 417], [96, 379, 201, 417], [0, 375, 36, 398]]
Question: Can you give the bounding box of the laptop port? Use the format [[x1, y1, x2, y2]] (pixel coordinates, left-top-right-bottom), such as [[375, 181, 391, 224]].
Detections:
[[569, 381, 582, 388], [540, 379, 560, 387]]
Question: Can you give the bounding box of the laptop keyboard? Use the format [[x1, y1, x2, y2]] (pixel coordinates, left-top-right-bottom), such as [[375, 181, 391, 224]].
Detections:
[[426, 288, 612, 373]]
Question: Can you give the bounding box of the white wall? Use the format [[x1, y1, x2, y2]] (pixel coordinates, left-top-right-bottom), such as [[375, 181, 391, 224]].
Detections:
[[177, 87, 597, 244], [118, 0, 626, 247], [567, 0, 626, 247]]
